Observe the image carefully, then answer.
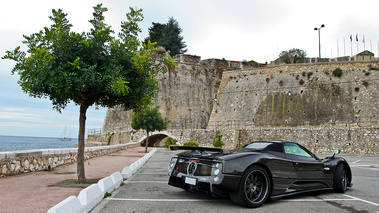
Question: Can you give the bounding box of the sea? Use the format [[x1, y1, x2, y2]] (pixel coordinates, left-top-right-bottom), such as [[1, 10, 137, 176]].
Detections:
[[0, 135, 78, 152]]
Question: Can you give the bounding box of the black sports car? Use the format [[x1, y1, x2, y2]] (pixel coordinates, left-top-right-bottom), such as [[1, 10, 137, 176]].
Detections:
[[168, 141, 352, 208]]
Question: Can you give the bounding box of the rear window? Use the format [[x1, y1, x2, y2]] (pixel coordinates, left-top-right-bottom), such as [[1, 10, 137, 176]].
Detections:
[[243, 142, 283, 153], [243, 142, 272, 149]]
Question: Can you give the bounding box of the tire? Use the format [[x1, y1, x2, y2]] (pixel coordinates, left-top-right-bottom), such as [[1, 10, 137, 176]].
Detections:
[[334, 163, 347, 193], [230, 165, 271, 208]]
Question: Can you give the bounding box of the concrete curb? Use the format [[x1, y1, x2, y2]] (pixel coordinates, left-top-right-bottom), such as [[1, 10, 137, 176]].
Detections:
[[47, 196, 84, 213], [110, 171, 123, 189], [47, 148, 158, 213], [98, 176, 115, 194], [77, 184, 103, 212]]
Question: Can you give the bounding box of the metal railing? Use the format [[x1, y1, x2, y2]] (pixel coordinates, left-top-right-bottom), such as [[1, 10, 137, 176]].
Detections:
[[88, 128, 102, 135]]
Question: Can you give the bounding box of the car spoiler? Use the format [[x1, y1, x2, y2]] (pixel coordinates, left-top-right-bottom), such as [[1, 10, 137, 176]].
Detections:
[[170, 146, 230, 154]]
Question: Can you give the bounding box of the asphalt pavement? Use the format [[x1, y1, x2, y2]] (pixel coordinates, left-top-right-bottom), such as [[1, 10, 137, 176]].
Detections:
[[92, 149, 379, 213]]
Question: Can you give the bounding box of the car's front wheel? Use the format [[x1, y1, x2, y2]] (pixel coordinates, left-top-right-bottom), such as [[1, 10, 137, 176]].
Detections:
[[334, 163, 347, 193], [230, 165, 271, 208]]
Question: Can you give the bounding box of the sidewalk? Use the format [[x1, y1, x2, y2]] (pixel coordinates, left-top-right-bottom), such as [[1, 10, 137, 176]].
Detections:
[[0, 146, 152, 213]]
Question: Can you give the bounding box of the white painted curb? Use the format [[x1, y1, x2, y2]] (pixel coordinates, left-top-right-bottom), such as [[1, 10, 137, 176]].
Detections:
[[121, 166, 132, 179], [47, 196, 84, 213], [98, 176, 115, 194], [48, 148, 158, 213], [77, 184, 103, 212], [110, 171, 123, 189], [129, 162, 138, 173]]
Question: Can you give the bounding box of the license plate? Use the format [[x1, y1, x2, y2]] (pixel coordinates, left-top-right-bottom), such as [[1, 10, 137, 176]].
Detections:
[[185, 177, 196, 185]]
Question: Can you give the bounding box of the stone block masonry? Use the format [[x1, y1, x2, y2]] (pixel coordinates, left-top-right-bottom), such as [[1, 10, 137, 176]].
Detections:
[[99, 55, 379, 155], [0, 142, 140, 177], [91, 127, 379, 155]]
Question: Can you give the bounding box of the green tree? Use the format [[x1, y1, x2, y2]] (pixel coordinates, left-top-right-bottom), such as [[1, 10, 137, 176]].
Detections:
[[279, 48, 307, 64], [144, 17, 187, 56], [143, 22, 166, 46], [131, 106, 169, 152], [2, 4, 175, 183]]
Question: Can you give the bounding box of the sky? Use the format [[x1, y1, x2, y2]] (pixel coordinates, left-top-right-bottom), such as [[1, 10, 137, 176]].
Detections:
[[1, 0, 379, 138]]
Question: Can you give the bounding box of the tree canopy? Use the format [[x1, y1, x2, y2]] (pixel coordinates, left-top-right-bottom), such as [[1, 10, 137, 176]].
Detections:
[[131, 106, 169, 152], [144, 17, 187, 56], [2, 4, 176, 183], [279, 48, 307, 64]]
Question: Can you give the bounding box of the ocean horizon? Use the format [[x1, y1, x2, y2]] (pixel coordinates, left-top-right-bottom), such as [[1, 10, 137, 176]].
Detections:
[[0, 135, 79, 152]]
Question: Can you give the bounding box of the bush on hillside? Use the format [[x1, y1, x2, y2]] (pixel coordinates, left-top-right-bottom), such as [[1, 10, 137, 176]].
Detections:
[[183, 141, 199, 147], [164, 137, 177, 148]]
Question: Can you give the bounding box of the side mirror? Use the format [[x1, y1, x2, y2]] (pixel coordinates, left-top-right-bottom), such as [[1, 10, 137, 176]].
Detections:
[[332, 150, 341, 158]]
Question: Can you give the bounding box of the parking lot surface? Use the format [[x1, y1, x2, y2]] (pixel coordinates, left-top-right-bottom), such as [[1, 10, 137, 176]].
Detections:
[[92, 149, 379, 213]]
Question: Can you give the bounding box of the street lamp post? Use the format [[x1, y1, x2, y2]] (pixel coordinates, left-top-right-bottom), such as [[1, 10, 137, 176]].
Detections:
[[314, 24, 325, 58]]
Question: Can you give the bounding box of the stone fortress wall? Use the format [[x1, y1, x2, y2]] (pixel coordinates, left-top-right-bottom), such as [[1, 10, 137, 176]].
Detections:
[[100, 54, 379, 155], [210, 61, 379, 128]]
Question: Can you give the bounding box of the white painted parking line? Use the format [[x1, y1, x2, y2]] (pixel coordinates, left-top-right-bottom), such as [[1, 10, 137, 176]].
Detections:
[[106, 195, 379, 207], [350, 164, 379, 167], [350, 164, 379, 171], [282, 195, 379, 207], [282, 198, 355, 202], [137, 173, 168, 175], [106, 198, 228, 202], [126, 181, 168, 183], [352, 160, 361, 164], [344, 195, 379, 206]]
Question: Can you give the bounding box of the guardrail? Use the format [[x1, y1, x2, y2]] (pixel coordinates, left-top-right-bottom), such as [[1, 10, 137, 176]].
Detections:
[[88, 128, 102, 135]]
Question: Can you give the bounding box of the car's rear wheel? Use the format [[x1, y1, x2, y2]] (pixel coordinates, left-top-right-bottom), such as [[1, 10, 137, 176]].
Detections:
[[230, 165, 271, 208], [334, 163, 347, 193]]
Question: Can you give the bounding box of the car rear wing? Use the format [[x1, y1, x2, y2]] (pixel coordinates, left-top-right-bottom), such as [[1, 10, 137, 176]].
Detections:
[[170, 146, 230, 155]]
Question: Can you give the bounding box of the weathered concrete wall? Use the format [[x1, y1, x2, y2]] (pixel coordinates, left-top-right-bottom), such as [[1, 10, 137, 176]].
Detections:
[[209, 60, 379, 128], [102, 54, 223, 133], [92, 127, 379, 155], [0, 142, 140, 177], [99, 58, 379, 155]]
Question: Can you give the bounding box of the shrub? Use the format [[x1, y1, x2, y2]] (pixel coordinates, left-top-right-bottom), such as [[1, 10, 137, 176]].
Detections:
[[183, 141, 199, 147], [164, 137, 177, 148], [362, 80, 369, 87], [299, 79, 305, 85], [213, 131, 225, 148], [355, 87, 360, 92], [365, 71, 371, 76], [369, 65, 379, 70], [307, 72, 313, 78], [104, 192, 112, 198], [332, 68, 343, 78]]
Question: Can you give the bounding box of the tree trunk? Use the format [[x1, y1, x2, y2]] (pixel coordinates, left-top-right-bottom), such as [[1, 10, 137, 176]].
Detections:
[[145, 130, 149, 153], [77, 103, 88, 183]]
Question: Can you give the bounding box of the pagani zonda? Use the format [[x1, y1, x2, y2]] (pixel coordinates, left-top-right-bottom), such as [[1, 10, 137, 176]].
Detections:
[[168, 141, 352, 208]]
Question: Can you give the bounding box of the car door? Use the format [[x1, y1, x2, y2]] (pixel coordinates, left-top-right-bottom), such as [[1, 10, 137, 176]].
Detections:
[[283, 142, 325, 181]]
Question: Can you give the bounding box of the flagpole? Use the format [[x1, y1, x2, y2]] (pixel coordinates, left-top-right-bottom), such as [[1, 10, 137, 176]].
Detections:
[[356, 34, 359, 55], [344, 37, 346, 56], [350, 35, 353, 57], [337, 39, 339, 57]]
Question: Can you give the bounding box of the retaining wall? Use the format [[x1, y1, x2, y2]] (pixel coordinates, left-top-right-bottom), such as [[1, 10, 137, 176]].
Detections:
[[91, 127, 379, 155], [0, 142, 140, 177]]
